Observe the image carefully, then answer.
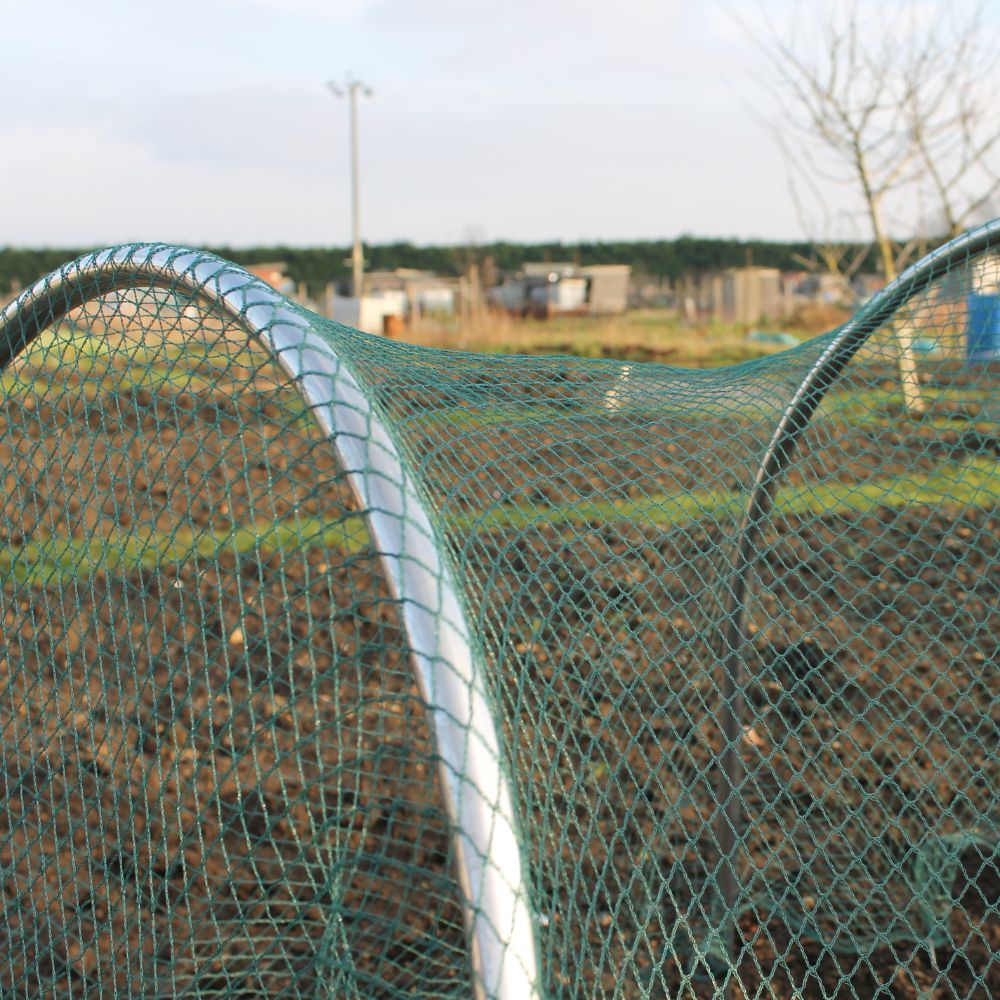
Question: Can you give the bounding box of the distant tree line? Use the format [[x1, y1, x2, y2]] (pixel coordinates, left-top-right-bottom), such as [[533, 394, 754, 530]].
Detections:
[[0, 237, 882, 298]]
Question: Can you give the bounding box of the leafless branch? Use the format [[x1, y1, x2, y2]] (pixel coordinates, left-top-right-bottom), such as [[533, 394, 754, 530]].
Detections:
[[734, 0, 1000, 411]]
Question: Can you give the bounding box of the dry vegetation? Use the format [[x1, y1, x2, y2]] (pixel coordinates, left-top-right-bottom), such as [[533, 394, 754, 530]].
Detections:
[[398, 308, 845, 367]]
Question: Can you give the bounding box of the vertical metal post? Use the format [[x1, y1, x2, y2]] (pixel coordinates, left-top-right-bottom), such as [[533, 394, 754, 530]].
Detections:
[[328, 75, 372, 299], [348, 82, 364, 298]]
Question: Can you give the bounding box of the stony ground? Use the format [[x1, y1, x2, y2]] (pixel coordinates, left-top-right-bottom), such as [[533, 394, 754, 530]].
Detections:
[[0, 327, 996, 998]]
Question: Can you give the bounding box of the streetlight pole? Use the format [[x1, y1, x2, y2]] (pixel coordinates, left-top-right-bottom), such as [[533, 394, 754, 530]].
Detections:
[[327, 75, 372, 298]]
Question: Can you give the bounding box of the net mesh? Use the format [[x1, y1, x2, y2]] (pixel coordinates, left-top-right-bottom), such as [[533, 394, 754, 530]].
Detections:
[[0, 231, 997, 999]]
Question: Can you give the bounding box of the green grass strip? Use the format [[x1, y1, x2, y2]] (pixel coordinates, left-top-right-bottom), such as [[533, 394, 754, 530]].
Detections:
[[777, 457, 1000, 520], [457, 456, 1000, 537], [0, 514, 371, 589], [3, 458, 997, 589]]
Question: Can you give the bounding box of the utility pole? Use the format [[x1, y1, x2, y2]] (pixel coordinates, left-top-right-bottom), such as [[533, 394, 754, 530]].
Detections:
[[327, 75, 372, 298]]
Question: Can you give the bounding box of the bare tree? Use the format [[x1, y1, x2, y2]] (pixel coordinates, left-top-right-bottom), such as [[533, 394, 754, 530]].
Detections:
[[742, 0, 1000, 413]]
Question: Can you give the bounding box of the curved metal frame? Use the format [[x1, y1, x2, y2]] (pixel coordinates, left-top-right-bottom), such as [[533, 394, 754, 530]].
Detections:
[[4, 222, 997, 998], [712, 218, 1000, 990], [0, 245, 540, 1000]]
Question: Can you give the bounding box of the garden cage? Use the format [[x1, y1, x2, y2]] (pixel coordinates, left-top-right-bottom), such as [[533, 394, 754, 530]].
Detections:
[[0, 224, 997, 1000]]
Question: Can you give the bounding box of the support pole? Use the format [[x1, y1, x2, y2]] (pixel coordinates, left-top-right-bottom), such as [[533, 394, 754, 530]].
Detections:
[[328, 75, 372, 299]]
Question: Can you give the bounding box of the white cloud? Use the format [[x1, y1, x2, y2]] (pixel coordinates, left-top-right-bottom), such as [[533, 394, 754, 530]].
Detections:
[[237, 0, 372, 18], [2, 0, 991, 245]]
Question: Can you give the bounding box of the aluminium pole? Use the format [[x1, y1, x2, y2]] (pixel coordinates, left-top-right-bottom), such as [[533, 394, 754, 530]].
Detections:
[[328, 76, 372, 299], [349, 81, 363, 298]]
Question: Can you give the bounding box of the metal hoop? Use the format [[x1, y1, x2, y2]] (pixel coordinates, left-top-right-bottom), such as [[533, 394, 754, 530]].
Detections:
[[712, 218, 1000, 991], [0, 244, 541, 1000]]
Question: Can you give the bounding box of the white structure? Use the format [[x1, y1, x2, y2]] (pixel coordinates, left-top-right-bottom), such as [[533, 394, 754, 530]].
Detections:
[[332, 294, 405, 335]]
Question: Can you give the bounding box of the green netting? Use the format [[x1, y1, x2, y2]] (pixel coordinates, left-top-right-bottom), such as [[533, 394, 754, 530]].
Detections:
[[0, 230, 996, 999]]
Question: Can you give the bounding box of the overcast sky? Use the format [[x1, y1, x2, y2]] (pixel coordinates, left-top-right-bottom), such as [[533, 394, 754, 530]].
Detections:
[[1, 0, 996, 248]]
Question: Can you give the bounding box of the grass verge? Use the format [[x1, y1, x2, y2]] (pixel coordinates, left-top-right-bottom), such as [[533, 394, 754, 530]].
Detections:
[[5, 458, 997, 589]]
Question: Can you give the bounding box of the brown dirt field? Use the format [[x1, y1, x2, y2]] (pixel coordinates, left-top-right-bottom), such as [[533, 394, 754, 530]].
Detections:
[[0, 305, 996, 998], [0, 337, 468, 998]]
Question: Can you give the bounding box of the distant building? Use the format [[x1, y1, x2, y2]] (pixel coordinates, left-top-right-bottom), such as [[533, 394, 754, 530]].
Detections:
[[630, 274, 675, 310], [585, 265, 631, 314], [330, 295, 406, 335], [365, 268, 458, 317], [851, 273, 885, 302], [674, 264, 896, 325], [246, 262, 295, 295], [319, 267, 460, 334], [716, 267, 784, 325], [492, 263, 631, 317], [784, 271, 855, 310]]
